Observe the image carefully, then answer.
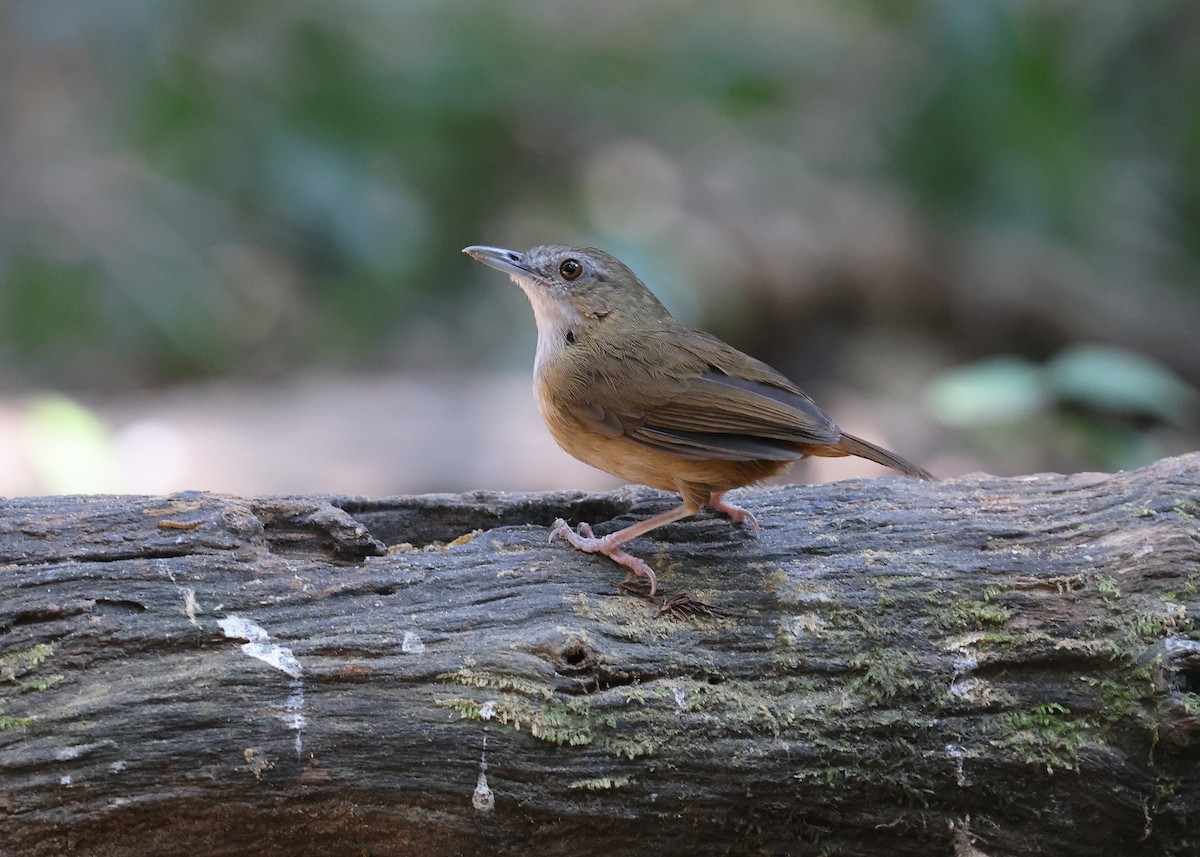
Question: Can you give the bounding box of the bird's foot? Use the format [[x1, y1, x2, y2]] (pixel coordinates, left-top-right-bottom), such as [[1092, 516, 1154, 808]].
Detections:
[[708, 493, 761, 535], [551, 518, 659, 596]]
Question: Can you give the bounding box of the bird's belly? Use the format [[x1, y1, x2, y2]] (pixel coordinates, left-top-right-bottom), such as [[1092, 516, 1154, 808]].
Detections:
[[534, 394, 661, 486], [535, 387, 789, 495]]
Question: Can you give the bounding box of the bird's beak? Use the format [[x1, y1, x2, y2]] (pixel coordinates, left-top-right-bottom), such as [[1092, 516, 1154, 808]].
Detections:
[[463, 245, 532, 278]]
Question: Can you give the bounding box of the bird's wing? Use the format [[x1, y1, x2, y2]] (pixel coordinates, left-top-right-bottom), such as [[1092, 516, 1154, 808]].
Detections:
[[564, 329, 840, 462]]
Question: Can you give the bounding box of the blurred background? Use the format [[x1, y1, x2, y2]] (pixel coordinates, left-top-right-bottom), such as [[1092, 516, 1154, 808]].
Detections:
[[1, 0, 1197, 497]]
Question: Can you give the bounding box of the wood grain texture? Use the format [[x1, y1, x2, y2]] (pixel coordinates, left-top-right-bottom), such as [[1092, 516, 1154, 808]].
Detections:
[[2, 455, 1199, 856]]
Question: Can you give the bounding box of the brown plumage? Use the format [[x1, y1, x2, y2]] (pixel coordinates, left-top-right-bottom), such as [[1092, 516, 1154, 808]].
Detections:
[[465, 244, 932, 595]]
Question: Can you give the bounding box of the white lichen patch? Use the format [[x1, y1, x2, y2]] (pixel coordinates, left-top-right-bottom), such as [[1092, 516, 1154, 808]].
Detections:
[[53, 744, 94, 761], [473, 770, 495, 812], [949, 677, 981, 701], [952, 654, 979, 674], [945, 743, 969, 787], [402, 631, 426, 654], [182, 587, 199, 626], [472, 737, 495, 813], [217, 615, 303, 678], [218, 616, 308, 754], [283, 680, 307, 757]]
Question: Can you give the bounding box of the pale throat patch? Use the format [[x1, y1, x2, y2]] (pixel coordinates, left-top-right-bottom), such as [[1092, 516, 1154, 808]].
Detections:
[[509, 273, 582, 372]]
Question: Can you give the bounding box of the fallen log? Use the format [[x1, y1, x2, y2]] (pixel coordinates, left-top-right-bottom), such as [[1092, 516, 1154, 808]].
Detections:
[[1, 455, 1199, 856]]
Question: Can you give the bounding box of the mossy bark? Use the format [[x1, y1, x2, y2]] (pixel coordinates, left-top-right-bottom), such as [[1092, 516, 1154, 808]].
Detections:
[[2, 455, 1199, 856]]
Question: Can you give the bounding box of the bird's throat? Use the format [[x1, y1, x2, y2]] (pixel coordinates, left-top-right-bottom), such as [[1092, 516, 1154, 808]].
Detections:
[[510, 274, 582, 373]]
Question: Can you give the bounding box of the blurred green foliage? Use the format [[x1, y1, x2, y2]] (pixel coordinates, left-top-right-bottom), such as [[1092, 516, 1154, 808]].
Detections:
[[895, 2, 1200, 249], [927, 345, 1198, 470], [1, 0, 1197, 409]]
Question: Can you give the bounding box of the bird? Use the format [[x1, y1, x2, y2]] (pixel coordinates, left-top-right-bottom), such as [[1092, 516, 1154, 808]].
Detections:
[[464, 244, 932, 596]]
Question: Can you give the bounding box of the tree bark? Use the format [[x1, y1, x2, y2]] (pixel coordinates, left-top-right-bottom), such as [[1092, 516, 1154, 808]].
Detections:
[[2, 455, 1199, 856]]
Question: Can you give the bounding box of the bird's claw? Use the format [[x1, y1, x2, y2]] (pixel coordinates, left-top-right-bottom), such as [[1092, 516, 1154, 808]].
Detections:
[[550, 518, 658, 596], [709, 496, 761, 536]]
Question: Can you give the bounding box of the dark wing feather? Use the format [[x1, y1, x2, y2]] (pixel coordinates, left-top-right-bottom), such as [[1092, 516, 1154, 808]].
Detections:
[[563, 328, 840, 462], [633, 425, 802, 461]]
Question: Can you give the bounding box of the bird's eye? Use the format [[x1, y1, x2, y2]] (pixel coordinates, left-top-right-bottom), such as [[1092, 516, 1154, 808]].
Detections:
[[559, 259, 582, 281]]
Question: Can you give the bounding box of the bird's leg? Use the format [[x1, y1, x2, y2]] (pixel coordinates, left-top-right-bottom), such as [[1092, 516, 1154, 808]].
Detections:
[[708, 491, 761, 535], [552, 503, 698, 596]]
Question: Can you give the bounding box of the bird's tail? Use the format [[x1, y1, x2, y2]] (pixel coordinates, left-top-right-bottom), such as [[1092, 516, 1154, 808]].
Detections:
[[814, 432, 934, 480]]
